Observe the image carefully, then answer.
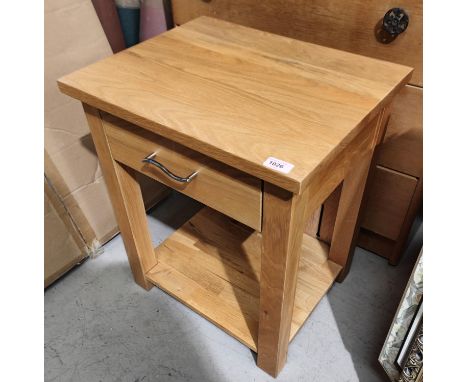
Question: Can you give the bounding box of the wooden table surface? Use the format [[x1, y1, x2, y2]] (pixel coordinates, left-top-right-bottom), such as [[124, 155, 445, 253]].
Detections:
[[58, 16, 412, 193]]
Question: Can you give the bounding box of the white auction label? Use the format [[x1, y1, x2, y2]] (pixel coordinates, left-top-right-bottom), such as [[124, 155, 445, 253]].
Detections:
[[263, 157, 294, 174]]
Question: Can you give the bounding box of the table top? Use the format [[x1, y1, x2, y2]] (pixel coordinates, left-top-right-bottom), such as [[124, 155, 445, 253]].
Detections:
[[58, 16, 412, 193]]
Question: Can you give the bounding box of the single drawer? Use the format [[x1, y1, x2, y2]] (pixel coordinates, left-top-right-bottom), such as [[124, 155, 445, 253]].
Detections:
[[361, 165, 417, 240], [172, 0, 422, 86], [101, 114, 263, 231]]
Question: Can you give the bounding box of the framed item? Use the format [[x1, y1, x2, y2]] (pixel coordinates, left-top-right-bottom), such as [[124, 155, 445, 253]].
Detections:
[[379, 250, 423, 381]]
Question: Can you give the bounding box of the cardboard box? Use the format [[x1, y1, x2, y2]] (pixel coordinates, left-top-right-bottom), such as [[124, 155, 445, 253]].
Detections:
[[44, 178, 87, 287], [45, 0, 167, 259]]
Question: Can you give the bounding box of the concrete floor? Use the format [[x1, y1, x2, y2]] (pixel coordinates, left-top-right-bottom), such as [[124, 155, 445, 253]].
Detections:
[[45, 192, 422, 382]]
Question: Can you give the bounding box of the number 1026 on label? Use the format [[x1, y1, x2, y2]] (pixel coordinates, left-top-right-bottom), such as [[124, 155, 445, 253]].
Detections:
[[262, 157, 294, 174]]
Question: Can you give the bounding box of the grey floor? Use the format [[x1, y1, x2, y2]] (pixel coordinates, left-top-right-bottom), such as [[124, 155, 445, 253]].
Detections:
[[45, 192, 422, 382]]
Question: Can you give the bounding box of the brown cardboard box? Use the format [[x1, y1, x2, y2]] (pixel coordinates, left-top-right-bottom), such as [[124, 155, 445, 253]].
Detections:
[[45, 0, 167, 259], [44, 178, 87, 287]]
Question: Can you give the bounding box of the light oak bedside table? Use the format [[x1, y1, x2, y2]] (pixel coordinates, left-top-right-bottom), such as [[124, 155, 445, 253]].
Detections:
[[58, 17, 412, 377]]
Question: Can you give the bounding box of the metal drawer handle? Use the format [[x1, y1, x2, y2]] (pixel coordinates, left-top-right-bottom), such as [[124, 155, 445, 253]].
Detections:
[[142, 152, 198, 183]]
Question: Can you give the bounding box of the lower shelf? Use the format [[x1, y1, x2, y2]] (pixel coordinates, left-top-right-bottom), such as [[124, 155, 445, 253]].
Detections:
[[145, 207, 341, 351]]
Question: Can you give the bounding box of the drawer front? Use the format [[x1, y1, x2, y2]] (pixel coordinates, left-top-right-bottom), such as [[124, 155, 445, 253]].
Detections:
[[361, 165, 417, 240], [102, 114, 262, 231], [172, 0, 422, 86], [377, 85, 422, 178]]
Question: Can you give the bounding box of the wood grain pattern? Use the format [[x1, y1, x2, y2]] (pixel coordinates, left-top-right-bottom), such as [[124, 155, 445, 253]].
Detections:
[[378, 85, 423, 177], [145, 207, 341, 352], [304, 207, 321, 237], [83, 104, 156, 289], [58, 16, 412, 193], [300, 110, 384, 246], [328, 108, 389, 280], [358, 228, 395, 260], [317, 184, 342, 244], [172, 0, 422, 86], [361, 166, 418, 240], [329, 150, 375, 281], [257, 183, 308, 376], [169, 3, 423, 263], [61, 18, 410, 377], [387, 176, 422, 265], [322, 168, 421, 264], [319, 87, 422, 260], [102, 112, 262, 230]]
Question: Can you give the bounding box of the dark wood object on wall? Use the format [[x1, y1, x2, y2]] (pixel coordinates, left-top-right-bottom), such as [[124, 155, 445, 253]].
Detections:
[[170, 0, 423, 265], [91, 0, 126, 53]]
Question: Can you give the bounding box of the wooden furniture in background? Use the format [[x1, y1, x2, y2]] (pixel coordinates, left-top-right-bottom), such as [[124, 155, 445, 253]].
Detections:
[[58, 17, 412, 376], [91, 0, 127, 53], [170, 0, 423, 264]]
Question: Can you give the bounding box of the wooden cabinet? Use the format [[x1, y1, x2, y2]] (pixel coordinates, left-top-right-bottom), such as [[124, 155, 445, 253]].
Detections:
[[316, 89, 422, 263], [358, 86, 422, 263], [170, 0, 423, 263], [362, 166, 418, 241], [378, 85, 423, 177]]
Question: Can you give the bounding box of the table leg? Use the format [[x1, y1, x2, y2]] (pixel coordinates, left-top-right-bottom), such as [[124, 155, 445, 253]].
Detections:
[[257, 183, 307, 377], [329, 108, 389, 282], [83, 104, 156, 290]]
